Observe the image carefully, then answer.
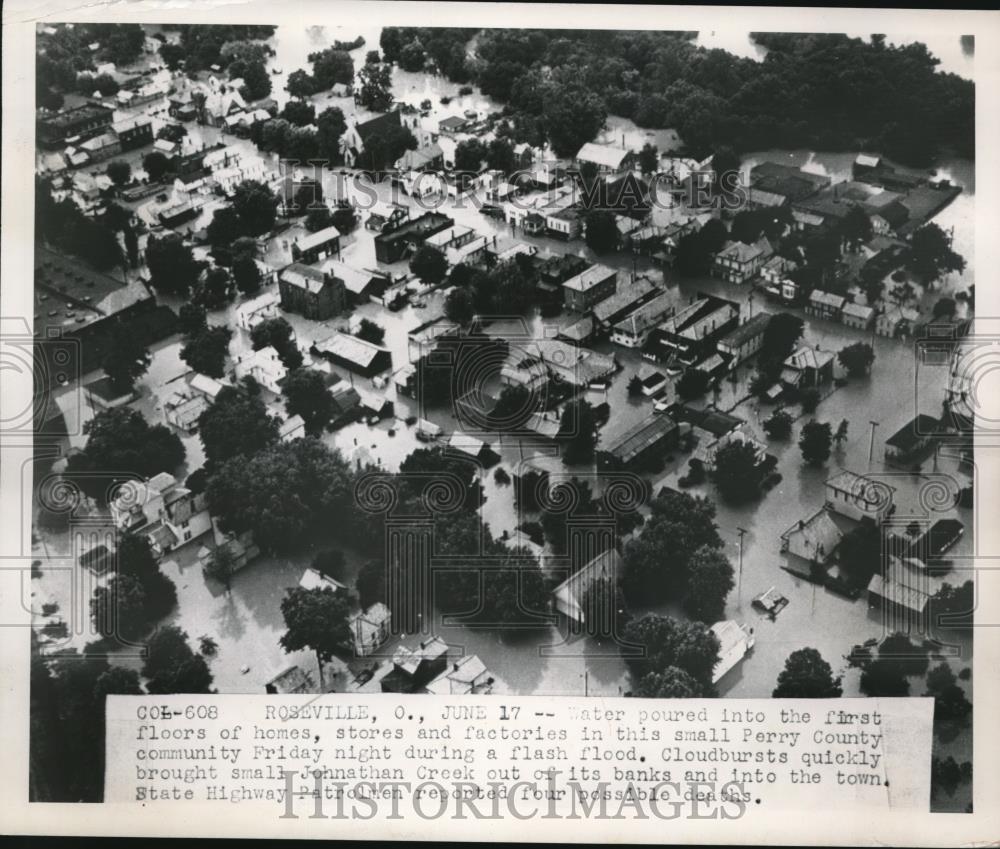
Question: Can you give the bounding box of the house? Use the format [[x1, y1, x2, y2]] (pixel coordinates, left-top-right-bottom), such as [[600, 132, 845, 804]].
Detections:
[[189, 373, 227, 405], [328, 379, 363, 427], [642, 295, 739, 365], [168, 89, 198, 122], [380, 637, 450, 693], [552, 549, 623, 623], [780, 508, 845, 567], [545, 206, 582, 240], [713, 237, 774, 284], [203, 87, 247, 127], [373, 212, 454, 263], [780, 346, 835, 391], [876, 304, 920, 338], [824, 470, 896, 523], [445, 432, 501, 467], [290, 225, 341, 264], [235, 291, 280, 331], [312, 332, 392, 380], [574, 142, 634, 175], [366, 201, 411, 232], [299, 567, 347, 593], [163, 387, 209, 433], [37, 102, 115, 148], [109, 472, 212, 556], [265, 666, 315, 695], [214, 160, 268, 196], [394, 142, 444, 172], [279, 414, 306, 442], [759, 256, 801, 303], [197, 527, 260, 575], [806, 290, 847, 321], [591, 278, 658, 331], [278, 263, 345, 320], [113, 116, 154, 151], [231, 345, 287, 394], [351, 602, 392, 656], [841, 301, 875, 330], [562, 264, 618, 312], [501, 339, 616, 391], [437, 115, 467, 135], [884, 414, 940, 462], [512, 142, 534, 169], [867, 556, 941, 620], [716, 313, 772, 367], [318, 258, 390, 306], [425, 655, 493, 695], [599, 415, 678, 471], [79, 131, 121, 163], [425, 225, 481, 265], [710, 621, 755, 684], [340, 110, 402, 167], [749, 162, 830, 204], [612, 291, 677, 349], [534, 252, 591, 297], [557, 316, 595, 345]]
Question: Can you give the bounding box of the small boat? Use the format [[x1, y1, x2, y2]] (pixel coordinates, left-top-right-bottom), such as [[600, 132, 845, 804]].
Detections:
[[752, 586, 789, 618]]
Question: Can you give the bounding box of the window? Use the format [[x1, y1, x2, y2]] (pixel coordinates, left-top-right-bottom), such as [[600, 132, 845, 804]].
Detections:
[[184, 530, 192, 541]]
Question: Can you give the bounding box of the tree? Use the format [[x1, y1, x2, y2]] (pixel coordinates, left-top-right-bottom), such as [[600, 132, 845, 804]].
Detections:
[[232, 179, 278, 236], [445, 286, 476, 324], [312, 548, 345, 579], [116, 531, 177, 621], [842, 204, 873, 250], [280, 99, 316, 127], [711, 146, 741, 192], [760, 312, 804, 366], [933, 297, 957, 320], [557, 399, 597, 465], [65, 409, 185, 503], [676, 368, 711, 401], [398, 40, 426, 71], [180, 326, 232, 379], [91, 574, 148, 641], [207, 206, 244, 247], [239, 60, 272, 101], [206, 438, 356, 553], [799, 420, 832, 466], [286, 68, 316, 99], [877, 632, 929, 677], [683, 545, 735, 622], [355, 318, 386, 346], [859, 659, 910, 697], [838, 518, 882, 586], [622, 614, 720, 689], [304, 206, 333, 233], [309, 47, 354, 89], [730, 210, 764, 244], [106, 160, 131, 186], [142, 626, 214, 694], [409, 244, 448, 285], [637, 142, 659, 175], [356, 62, 393, 112], [541, 80, 607, 158], [101, 322, 151, 394], [834, 419, 849, 446], [232, 256, 263, 295], [773, 648, 843, 698], [454, 138, 486, 174], [907, 223, 965, 283], [251, 316, 303, 369], [178, 303, 208, 338], [202, 544, 237, 592], [627, 374, 645, 397], [198, 386, 281, 467], [279, 586, 354, 682], [584, 210, 619, 254], [283, 368, 336, 435], [123, 225, 139, 269], [197, 266, 233, 310], [635, 667, 704, 698], [366, 50, 381, 65], [838, 342, 875, 378], [356, 559, 386, 609], [924, 662, 972, 724], [712, 440, 764, 503], [145, 234, 204, 296], [800, 387, 820, 414], [623, 490, 722, 602], [142, 151, 172, 182], [763, 410, 793, 440], [331, 205, 357, 234], [486, 137, 515, 173]]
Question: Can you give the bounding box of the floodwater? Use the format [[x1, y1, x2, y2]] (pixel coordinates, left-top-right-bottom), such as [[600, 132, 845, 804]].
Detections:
[[31, 21, 974, 810]]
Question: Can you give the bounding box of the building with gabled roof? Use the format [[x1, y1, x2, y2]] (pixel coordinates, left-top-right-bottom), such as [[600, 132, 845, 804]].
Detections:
[[425, 654, 493, 695], [713, 237, 774, 284], [825, 469, 896, 523], [312, 332, 392, 379], [278, 263, 345, 320], [611, 291, 677, 349], [291, 225, 341, 264], [599, 414, 678, 470], [351, 602, 392, 657], [562, 264, 618, 312], [575, 142, 634, 174], [552, 549, 623, 623]]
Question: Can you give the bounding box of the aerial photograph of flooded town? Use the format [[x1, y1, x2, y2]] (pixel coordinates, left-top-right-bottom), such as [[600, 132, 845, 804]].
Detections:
[[28, 22, 975, 809]]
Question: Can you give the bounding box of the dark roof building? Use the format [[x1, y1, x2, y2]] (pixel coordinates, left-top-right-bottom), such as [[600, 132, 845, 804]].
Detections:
[[373, 212, 454, 264], [37, 102, 115, 148], [599, 415, 679, 470], [312, 332, 392, 379]]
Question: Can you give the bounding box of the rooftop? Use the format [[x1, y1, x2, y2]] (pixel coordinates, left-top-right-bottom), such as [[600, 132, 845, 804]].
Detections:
[[314, 331, 386, 369], [718, 312, 771, 348], [575, 142, 631, 170], [603, 414, 678, 463], [562, 263, 617, 293], [280, 263, 328, 294], [885, 414, 941, 450], [295, 225, 341, 252]]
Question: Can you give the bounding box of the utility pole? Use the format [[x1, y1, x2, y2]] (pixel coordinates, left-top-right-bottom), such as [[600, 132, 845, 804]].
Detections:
[[736, 527, 748, 597], [868, 420, 879, 464]]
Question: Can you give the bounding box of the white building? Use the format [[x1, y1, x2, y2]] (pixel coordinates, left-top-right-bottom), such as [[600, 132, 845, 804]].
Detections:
[[231, 345, 287, 394], [110, 472, 212, 556], [235, 291, 280, 332]]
